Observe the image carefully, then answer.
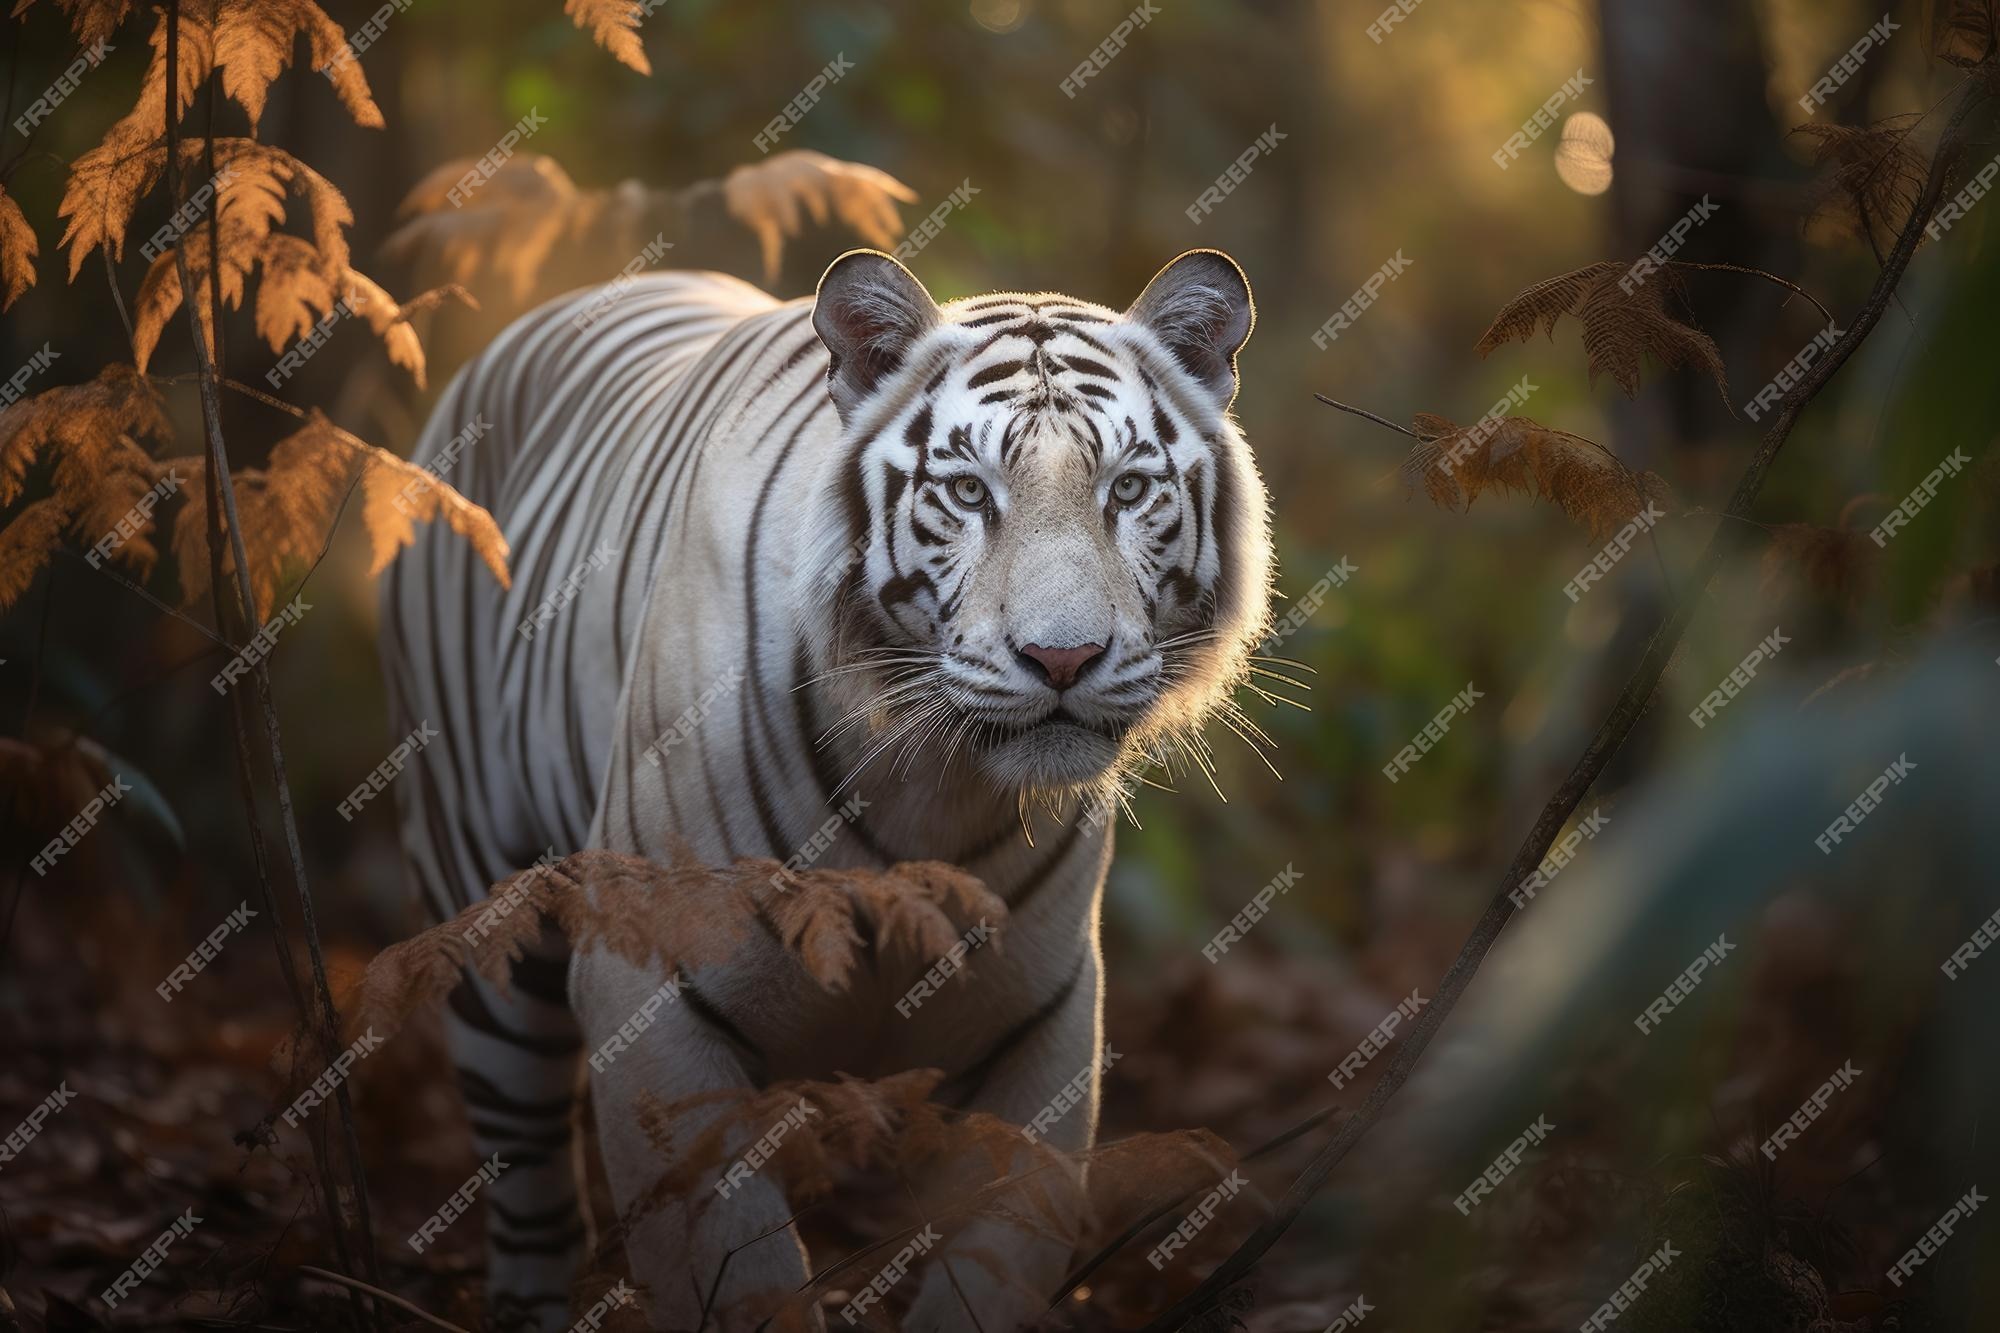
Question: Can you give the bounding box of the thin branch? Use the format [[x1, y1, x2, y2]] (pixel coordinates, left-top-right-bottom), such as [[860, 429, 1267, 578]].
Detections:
[[1311, 393, 1422, 440], [102, 236, 136, 350], [1666, 260, 1836, 324], [1142, 77, 1990, 1333], [162, 2, 380, 1318], [153, 372, 314, 419], [57, 546, 233, 647], [296, 1267, 472, 1333]]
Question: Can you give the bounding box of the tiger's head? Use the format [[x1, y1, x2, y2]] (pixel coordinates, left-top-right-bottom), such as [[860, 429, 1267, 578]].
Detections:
[[797, 249, 1272, 803]]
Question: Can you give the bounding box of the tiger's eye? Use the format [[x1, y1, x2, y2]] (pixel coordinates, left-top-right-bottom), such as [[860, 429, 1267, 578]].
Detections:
[[1112, 473, 1149, 505], [951, 476, 988, 508]]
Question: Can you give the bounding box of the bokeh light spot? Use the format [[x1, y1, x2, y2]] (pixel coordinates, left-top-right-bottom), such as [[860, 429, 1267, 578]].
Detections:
[[1555, 111, 1615, 195]]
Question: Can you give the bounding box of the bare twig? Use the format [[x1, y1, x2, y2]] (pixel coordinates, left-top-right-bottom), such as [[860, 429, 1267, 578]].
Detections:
[[1311, 393, 1421, 440], [57, 546, 233, 647], [1667, 259, 1837, 324], [296, 1266, 472, 1333], [1142, 78, 1989, 1333]]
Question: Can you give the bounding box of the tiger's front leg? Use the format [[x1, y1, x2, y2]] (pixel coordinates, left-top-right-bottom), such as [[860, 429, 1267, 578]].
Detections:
[[896, 950, 1105, 1333], [570, 946, 822, 1332]]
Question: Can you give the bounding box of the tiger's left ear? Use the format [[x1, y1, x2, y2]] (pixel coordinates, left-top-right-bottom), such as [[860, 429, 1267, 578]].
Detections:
[[813, 249, 940, 422], [1126, 249, 1255, 410]]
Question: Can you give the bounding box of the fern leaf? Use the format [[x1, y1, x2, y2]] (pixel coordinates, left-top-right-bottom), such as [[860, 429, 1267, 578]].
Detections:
[[337, 268, 447, 388], [130, 214, 260, 371], [1478, 261, 1729, 405], [10, 0, 138, 46], [0, 185, 37, 311], [58, 119, 170, 277], [168, 412, 508, 616], [1403, 412, 1674, 543], [1931, 0, 1997, 66], [722, 152, 920, 284], [215, 0, 383, 129], [60, 433, 170, 579], [1473, 261, 1621, 355], [250, 232, 341, 353], [356, 443, 510, 587], [0, 497, 66, 610], [1794, 117, 1929, 256], [0, 363, 169, 507], [563, 0, 652, 74], [385, 153, 599, 304]]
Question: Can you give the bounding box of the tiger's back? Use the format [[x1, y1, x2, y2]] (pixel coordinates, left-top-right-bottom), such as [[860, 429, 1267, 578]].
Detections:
[[380, 269, 804, 913]]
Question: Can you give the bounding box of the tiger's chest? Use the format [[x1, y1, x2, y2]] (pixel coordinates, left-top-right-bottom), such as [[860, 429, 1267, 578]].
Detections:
[[594, 697, 1111, 1085]]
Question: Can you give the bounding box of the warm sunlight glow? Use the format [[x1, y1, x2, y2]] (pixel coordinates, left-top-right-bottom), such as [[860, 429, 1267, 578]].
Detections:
[[1555, 111, 1615, 195]]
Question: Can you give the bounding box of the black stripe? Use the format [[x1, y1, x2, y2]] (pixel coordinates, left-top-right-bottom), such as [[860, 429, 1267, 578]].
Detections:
[[1006, 821, 1084, 913], [450, 976, 583, 1056], [467, 1115, 572, 1150], [681, 980, 768, 1081], [457, 1067, 574, 1119], [944, 948, 1090, 1108]]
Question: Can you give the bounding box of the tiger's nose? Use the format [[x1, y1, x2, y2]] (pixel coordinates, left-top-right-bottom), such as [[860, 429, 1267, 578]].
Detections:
[[1017, 642, 1106, 690]]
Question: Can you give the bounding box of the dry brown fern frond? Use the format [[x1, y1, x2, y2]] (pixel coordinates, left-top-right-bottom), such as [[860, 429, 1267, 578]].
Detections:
[[623, 1069, 1090, 1305], [341, 851, 996, 1050], [634, 1070, 951, 1218], [751, 857, 1004, 992], [129, 214, 262, 370], [334, 269, 474, 388], [563, 0, 652, 74], [58, 119, 179, 277], [1793, 117, 1930, 256], [722, 151, 919, 285], [130, 0, 214, 133], [1476, 261, 1730, 405], [249, 232, 343, 353], [0, 363, 169, 507], [1931, 0, 1998, 67], [356, 441, 510, 583], [63, 136, 352, 282], [101, 0, 379, 136], [0, 366, 172, 602], [387, 149, 917, 305], [170, 410, 509, 617], [1401, 411, 1674, 543], [0, 185, 36, 311], [385, 153, 656, 305], [59, 434, 172, 578], [133, 227, 445, 386], [169, 412, 350, 618], [1473, 261, 1620, 353], [214, 0, 383, 129], [10, 0, 138, 46], [0, 497, 66, 609]]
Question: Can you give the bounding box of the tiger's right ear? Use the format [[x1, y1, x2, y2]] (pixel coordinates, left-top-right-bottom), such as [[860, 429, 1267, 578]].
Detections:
[[812, 249, 940, 422]]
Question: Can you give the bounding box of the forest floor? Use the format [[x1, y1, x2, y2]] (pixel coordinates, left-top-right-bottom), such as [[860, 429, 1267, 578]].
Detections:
[[0, 877, 1941, 1332]]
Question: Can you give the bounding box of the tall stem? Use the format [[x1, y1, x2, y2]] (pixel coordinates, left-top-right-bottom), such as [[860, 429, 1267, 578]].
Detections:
[[161, 1, 381, 1319]]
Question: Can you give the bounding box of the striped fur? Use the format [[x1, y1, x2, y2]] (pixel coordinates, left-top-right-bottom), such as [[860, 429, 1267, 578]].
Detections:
[[379, 251, 1269, 1330]]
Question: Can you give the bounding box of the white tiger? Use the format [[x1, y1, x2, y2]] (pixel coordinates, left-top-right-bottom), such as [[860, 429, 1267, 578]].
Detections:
[[378, 247, 1271, 1330]]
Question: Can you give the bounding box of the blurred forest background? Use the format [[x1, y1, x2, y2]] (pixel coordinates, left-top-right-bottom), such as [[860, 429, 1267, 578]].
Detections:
[[2, 0, 1999, 1329]]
